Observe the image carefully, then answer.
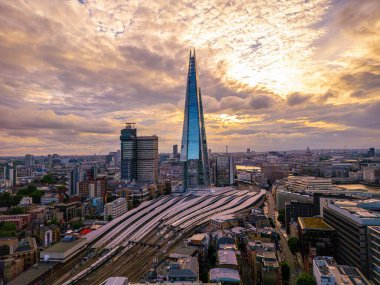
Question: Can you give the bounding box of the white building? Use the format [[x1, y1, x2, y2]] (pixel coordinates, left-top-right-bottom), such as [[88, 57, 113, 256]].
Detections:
[[313, 256, 370, 285], [105, 198, 128, 219], [285, 176, 332, 193]]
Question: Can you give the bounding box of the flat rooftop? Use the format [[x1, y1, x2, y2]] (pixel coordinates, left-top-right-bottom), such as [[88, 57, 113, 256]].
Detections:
[[169, 246, 198, 258], [8, 262, 57, 285], [210, 268, 240, 282], [41, 238, 87, 253], [298, 217, 335, 230], [218, 250, 238, 266]]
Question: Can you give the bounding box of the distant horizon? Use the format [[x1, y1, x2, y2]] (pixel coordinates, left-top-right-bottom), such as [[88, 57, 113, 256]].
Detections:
[[0, 147, 378, 159]]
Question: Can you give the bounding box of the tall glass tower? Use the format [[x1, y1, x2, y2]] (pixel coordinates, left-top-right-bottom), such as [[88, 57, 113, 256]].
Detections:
[[180, 50, 210, 188]]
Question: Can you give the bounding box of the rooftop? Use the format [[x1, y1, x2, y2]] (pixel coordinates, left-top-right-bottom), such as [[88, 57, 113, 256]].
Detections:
[[41, 238, 87, 253], [298, 217, 335, 230], [209, 268, 240, 283], [218, 250, 238, 266], [8, 262, 57, 285]]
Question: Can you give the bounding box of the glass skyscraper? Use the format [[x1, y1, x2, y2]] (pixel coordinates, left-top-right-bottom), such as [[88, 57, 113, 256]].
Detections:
[[180, 50, 210, 188]]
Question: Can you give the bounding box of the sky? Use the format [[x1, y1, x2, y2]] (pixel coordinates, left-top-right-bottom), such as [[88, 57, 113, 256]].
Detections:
[[0, 0, 379, 155]]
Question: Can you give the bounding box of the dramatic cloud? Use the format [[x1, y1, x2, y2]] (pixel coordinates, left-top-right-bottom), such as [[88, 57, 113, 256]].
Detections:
[[0, 0, 379, 155]]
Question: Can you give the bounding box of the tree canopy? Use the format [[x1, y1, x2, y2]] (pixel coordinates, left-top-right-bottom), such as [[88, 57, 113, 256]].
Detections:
[[288, 236, 300, 254], [0, 222, 17, 237], [296, 273, 316, 285], [281, 262, 291, 282]]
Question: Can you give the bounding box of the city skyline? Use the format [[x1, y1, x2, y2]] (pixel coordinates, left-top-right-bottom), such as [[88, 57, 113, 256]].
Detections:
[[0, 0, 380, 155]]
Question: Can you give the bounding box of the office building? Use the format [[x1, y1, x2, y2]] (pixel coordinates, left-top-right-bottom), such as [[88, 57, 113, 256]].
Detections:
[[276, 188, 313, 211], [120, 123, 137, 180], [120, 124, 158, 183], [215, 155, 234, 186], [3, 161, 17, 188], [285, 201, 314, 232], [24, 154, 34, 169], [368, 226, 380, 284], [368, 148, 376, 158], [298, 217, 336, 258], [136, 136, 158, 182], [68, 164, 80, 196], [323, 201, 380, 277], [78, 177, 106, 198], [173, 144, 179, 159], [180, 50, 210, 189], [313, 256, 370, 285], [285, 176, 333, 193]]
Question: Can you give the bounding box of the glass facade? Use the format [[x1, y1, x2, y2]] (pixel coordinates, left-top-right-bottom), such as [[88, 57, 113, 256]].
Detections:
[[120, 124, 137, 180], [180, 50, 209, 187]]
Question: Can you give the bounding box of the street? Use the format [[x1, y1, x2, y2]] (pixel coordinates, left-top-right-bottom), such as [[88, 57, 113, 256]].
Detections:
[[265, 191, 301, 285]]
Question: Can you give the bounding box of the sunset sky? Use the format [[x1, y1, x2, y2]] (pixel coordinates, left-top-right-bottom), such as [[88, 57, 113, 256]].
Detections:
[[0, 0, 379, 155]]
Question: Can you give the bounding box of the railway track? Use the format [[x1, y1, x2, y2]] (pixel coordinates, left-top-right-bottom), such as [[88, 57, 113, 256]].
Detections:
[[53, 189, 265, 285]]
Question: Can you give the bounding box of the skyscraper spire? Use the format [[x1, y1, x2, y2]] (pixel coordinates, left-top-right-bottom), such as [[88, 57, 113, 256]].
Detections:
[[180, 50, 209, 188]]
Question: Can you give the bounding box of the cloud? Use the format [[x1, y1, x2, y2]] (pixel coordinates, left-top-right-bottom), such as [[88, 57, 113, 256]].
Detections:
[[0, 0, 379, 154], [249, 95, 274, 109], [287, 93, 312, 106]]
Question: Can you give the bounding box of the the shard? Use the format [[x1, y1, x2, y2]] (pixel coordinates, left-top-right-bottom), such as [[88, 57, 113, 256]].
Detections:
[[180, 50, 210, 188]]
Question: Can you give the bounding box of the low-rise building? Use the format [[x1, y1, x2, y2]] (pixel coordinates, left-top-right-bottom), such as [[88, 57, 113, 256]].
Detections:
[[39, 237, 87, 263], [0, 237, 38, 269], [313, 256, 370, 285], [0, 214, 31, 230], [209, 267, 241, 284], [217, 250, 238, 270]]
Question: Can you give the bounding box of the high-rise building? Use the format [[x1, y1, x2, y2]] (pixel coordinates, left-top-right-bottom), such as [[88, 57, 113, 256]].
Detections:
[[180, 50, 209, 189], [172, 144, 179, 159], [136, 136, 158, 182], [215, 155, 234, 186], [120, 123, 137, 180], [69, 164, 80, 196], [120, 124, 158, 183], [4, 161, 17, 188], [25, 154, 34, 169], [368, 147, 376, 157]]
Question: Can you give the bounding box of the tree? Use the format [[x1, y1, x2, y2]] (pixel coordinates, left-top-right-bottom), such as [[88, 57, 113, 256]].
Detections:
[[10, 207, 24, 214], [277, 210, 285, 223], [107, 215, 113, 222], [70, 220, 83, 230], [0, 193, 21, 207], [30, 190, 44, 204], [208, 244, 217, 266], [296, 273, 316, 285], [0, 222, 17, 237], [288, 236, 299, 254], [281, 262, 291, 283], [41, 174, 55, 184], [0, 245, 10, 256]]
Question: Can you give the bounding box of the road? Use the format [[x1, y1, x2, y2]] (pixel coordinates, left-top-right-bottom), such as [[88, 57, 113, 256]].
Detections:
[[265, 192, 301, 285]]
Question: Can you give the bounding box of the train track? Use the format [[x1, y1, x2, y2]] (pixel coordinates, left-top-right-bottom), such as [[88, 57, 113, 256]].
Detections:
[[53, 189, 265, 285]]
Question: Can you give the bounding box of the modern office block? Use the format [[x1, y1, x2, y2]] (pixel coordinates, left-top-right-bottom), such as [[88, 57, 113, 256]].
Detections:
[[323, 201, 380, 277]]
